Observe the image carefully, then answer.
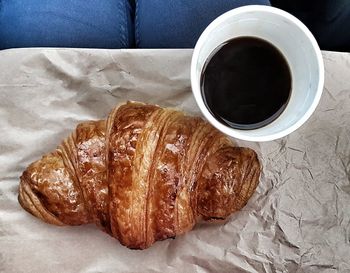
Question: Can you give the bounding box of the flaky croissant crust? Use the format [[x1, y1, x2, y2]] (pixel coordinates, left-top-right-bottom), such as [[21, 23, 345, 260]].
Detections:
[[19, 101, 261, 249]]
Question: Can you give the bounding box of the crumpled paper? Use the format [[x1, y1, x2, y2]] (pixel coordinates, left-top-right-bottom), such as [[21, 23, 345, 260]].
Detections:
[[0, 48, 349, 273]]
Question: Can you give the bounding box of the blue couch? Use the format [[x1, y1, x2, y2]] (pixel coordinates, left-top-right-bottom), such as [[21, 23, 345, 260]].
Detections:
[[0, 0, 270, 49], [1, 0, 349, 50]]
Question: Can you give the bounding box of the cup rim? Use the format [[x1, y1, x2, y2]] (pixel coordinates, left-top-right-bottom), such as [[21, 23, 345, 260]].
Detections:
[[191, 5, 324, 142]]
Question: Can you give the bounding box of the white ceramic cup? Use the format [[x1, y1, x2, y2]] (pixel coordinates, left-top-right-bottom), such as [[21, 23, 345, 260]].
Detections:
[[191, 5, 324, 142]]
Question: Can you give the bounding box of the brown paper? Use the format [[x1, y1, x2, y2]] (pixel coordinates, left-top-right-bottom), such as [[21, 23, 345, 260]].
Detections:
[[0, 48, 349, 273]]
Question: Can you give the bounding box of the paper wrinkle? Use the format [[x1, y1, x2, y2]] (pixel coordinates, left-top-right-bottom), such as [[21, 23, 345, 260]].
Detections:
[[0, 48, 350, 273]]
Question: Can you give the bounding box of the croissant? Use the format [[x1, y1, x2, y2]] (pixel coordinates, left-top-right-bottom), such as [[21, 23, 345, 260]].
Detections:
[[19, 101, 260, 249]]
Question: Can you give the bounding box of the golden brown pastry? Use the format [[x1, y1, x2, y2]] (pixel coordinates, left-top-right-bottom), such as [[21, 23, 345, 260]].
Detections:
[[19, 101, 261, 249]]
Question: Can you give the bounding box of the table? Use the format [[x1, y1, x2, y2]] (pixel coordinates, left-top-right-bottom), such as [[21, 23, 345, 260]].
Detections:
[[0, 48, 349, 273]]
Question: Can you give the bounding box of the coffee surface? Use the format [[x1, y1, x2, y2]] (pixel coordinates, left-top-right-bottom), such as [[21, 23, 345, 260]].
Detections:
[[201, 37, 292, 130]]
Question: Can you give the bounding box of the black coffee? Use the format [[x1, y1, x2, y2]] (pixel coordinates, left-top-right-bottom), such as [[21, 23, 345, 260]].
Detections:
[[201, 37, 292, 130]]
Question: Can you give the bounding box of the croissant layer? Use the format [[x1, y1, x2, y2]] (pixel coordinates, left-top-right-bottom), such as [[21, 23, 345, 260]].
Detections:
[[19, 101, 261, 249]]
